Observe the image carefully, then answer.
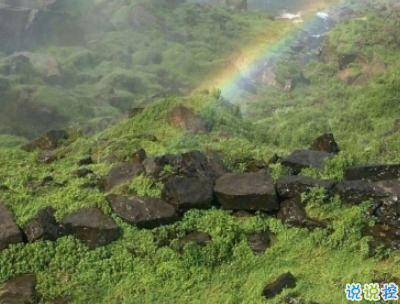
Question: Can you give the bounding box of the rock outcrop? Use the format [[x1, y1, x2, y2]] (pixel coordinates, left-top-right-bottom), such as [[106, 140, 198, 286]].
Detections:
[[0, 202, 23, 251]]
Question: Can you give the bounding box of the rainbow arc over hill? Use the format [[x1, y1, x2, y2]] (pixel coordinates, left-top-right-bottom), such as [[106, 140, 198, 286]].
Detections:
[[198, 0, 345, 101]]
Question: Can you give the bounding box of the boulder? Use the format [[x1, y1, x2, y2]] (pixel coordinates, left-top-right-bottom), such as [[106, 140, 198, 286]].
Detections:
[[22, 129, 69, 152], [60, 208, 119, 249], [0, 202, 23, 251], [262, 272, 297, 299], [309, 133, 340, 154], [277, 198, 326, 230], [179, 232, 211, 248], [248, 231, 273, 254], [214, 171, 278, 211], [27, 176, 67, 190], [23, 207, 58, 243], [281, 150, 335, 174], [162, 176, 214, 211], [332, 180, 388, 205], [168, 105, 207, 134], [277, 175, 336, 199], [0, 274, 37, 304], [106, 194, 177, 229], [344, 164, 400, 182], [364, 225, 400, 251], [98, 163, 145, 191]]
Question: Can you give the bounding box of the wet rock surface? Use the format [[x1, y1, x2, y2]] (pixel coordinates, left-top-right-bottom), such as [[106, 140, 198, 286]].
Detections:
[[107, 194, 177, 229], [0, 202, 23, 251], [60, 208, 119, 249], [214, 170, 278, 211]]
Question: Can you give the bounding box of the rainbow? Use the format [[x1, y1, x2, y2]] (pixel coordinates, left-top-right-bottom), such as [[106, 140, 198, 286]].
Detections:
[[198, 0, 344, 102]]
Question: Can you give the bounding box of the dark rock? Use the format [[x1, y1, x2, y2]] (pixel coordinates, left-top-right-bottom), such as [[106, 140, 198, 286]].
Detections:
[[98, 163, 145, 191], [142, 157, 166, 179], [27, 176, 57, 190], [71, 167, 93, 178], [77, 156, 93, 166], [232, 156, 268, 172], [267, 153, 281, 165], [168, 105, 207, 134], [60, 208, 119, 249], [0, 274, 37, 304], [277, 175, 336, 199], [179, 232, 211, 248], [364, 225, 400, 251], [333, 180, 388, 205], [281, 150, 335, 174], [0, 202, 23, 251], [214, 171, 278, 211], [248, 231, 273, 253], [277, 198, 326, 230], [137, 134, 157, 142], [37, 150, 58, 164], [344, 164, 400, 182], [162, 176, 214, 211], [0, 185, 10, 191], [22, 129, 69, 152], [262, 272, 297, 299], [106, 194, 177, 229], [309, 133, 340, 154], [23, 207, 58, 242], [79, 182, 97, 189], [131, 148, 147, 164]]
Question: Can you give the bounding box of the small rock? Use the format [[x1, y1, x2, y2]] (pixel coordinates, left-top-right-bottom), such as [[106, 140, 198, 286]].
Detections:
[[248, 231, 273, 253], [0, 202, 23, 251], [60, 208, 119, 249], [0, 274, 37, 304], [24, 207, 58, 243], [37, 150, 58, 164], [262, 272, 297, 299], [71, 167, 93, 178]]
